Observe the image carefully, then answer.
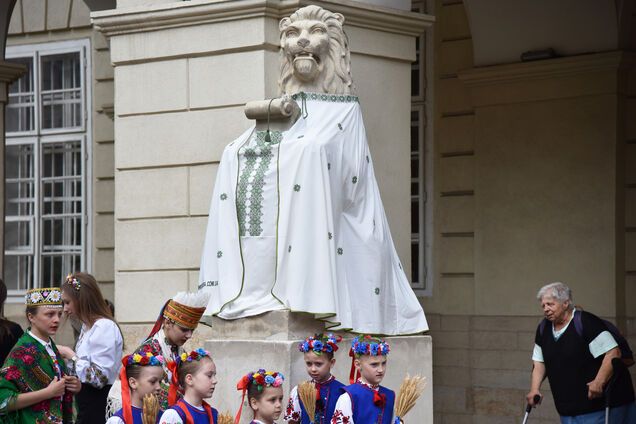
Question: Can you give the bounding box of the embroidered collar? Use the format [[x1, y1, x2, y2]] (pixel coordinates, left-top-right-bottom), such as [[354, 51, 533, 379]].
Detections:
[[356, 378, 379, 390], [313, 375, 335, 385]]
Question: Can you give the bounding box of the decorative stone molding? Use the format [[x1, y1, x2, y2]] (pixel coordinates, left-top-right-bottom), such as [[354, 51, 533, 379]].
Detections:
[[458, 51, 635, 106], [91, 0, 434, 38]]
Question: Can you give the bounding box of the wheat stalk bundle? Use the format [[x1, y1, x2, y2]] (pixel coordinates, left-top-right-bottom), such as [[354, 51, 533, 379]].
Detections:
[[298, 381, 317, 423], [394, 374, 426, 422], [217, 411, 234, 424], [141, 393, 160, 424]]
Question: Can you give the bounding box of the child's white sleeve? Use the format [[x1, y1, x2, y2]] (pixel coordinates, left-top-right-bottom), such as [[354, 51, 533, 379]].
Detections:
[[105, 416, 125, 424], [284, 385, 302, 422], [158, 409, 184, 424], [331, 393, 354, 424]]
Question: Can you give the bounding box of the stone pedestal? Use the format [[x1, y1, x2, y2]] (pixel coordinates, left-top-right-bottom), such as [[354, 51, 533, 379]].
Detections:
[[205, 311, 433, 423]]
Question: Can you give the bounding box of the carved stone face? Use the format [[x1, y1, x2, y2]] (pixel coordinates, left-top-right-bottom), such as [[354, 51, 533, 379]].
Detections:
[[279, 5, 352, 95], [282, 19, 330, 83]]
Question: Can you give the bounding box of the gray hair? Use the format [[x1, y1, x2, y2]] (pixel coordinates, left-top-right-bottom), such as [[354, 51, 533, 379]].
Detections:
[[537, 282, 573, 309]]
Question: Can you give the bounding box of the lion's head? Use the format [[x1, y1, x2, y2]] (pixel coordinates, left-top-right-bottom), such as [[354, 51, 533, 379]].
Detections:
[[279, 5, 353, 95]]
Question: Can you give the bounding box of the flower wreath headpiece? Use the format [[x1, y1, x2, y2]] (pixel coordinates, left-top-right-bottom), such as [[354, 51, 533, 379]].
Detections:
[[119, 352, 165, 424], [234, 369, 285, 423], [298, 333, 342, 355], [167, 348, 212, 405], [64, 274, 81, 291], [348, 335, 390, 384], [127, 351, 165, 367], [179, 348, 210, 364]]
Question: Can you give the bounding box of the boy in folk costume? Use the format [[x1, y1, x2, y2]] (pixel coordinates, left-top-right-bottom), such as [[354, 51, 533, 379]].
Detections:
[[285, 334, 345, 424], [331, 336, 395, 424], [0, 288, 81, 423], [137, 291, 210, 410]]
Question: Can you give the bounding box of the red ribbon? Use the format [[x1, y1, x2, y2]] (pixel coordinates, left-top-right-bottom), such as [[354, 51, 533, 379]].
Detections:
[[146, 299, 170, 340], [348, 348, 359, 385], [373, 391, 386, 408], [119, 356, 134, 424], [235, 375, 250, 424], [167, 360, 180, 406]]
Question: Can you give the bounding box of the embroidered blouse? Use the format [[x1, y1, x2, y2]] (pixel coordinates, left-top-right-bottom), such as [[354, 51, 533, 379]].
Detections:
[[75, 318, 123, 388]]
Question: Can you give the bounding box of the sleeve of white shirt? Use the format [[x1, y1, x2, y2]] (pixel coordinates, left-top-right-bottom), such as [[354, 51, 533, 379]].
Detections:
[[158, 409, 184, 424], [284, 385, 302, 422], [75, 319, 124, 388], [105, 416, 125, 424], [588, 331, 618, 358], [532, 344, 544, 362], [331, 393, 354, 424]]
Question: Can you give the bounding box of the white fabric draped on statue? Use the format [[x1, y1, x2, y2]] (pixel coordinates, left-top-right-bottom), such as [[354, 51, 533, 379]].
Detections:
[[198, 93, 427, 335]]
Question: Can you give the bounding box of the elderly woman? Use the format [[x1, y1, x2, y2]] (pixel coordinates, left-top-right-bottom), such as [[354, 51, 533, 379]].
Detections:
[[526, 282, 635, 424]]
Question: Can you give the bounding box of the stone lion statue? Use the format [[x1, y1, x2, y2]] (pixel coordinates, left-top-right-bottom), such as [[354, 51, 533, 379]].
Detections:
[[279, 5, 353, 95]]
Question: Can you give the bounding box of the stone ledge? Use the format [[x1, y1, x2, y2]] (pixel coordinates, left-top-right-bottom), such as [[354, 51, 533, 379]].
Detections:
[[91, 0, 433, 38]]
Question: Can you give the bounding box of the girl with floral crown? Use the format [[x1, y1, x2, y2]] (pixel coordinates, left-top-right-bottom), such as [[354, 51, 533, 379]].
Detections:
[[0, 287, 81, 423], [158, 348, 219, 424], [106, 349, 165, 424], [285, 333, 345, 424], [331, 335, 395, 424], [236, 369, 285, 424]]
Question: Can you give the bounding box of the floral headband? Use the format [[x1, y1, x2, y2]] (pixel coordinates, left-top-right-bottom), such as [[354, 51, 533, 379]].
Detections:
[[127, 352, 164, 367], [25, 288, 62, 307], [298, 333, 342, 355], [179, 348, 210, 364], [351, 335, 390, 357], [238, 369, 284, 392], [65, 274, 81, 291], [235, 369, 285, 423]]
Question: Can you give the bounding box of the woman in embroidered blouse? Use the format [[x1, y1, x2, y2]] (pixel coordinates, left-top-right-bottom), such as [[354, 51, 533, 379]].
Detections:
[[56, 272, 124, 424], [0, 287, 81, 423]]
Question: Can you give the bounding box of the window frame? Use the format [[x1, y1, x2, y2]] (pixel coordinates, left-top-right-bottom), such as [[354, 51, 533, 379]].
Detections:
[[5, 39, 92, 303], [410, 0, 435, 296]]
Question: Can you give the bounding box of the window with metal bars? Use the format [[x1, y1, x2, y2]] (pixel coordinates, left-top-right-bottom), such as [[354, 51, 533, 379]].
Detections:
[[4, 39, 90, 297], [411, 0, 434, 294]]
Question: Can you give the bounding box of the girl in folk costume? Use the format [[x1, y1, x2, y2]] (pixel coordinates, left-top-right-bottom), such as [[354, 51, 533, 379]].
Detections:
[[106, 350, 165, 424], [236, 369, 285, 424], [158, 348, 219, 424], [120, 291, 210, 412], [56, 273, 124, 423], [331, 336, 395, 424], [285, 334, 345, 424], [0, 288, 81, 423]]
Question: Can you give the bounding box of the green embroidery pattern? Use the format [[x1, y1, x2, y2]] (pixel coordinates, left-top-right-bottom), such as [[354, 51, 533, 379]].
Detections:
[[375, 288, 380, 295], [291, 92, 359, 103], [220, 193, 227, 200], [294, 184, 301, 192], [237, 130, 282, 236], [217, 251, 223, 258], [352, 176, 358, 184], [337, 247, 343, 255]]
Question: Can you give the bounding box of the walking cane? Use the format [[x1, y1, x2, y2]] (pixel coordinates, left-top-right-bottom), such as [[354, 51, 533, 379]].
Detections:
[[522, 395, 541, 424]]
